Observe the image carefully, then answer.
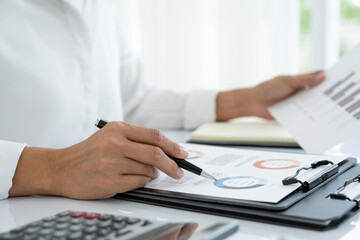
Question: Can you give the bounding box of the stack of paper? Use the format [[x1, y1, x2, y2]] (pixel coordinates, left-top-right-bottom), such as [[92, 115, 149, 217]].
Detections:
[[190, 117, 298, 147]]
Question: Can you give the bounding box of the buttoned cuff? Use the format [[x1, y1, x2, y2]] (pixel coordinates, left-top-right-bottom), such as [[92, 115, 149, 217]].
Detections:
[[0, 140, 27, 200], [184, 90, 218, 129]]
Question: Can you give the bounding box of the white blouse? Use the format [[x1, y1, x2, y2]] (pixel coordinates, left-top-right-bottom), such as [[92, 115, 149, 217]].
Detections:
[[0, 0, 217, 199]]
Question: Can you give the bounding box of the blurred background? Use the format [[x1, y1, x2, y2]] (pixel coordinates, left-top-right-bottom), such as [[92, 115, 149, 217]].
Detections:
[[116, 0, 360, 92]]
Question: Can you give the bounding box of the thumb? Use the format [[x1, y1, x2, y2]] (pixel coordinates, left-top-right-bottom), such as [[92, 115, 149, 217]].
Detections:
[[292, 71, 325, 89]]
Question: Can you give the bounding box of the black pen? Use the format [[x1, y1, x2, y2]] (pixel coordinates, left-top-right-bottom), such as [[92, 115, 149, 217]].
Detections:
[[94, 119, 217, 181]]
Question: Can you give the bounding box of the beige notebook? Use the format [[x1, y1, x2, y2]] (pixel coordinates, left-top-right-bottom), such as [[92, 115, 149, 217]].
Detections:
[[190, 117, 298, 147]]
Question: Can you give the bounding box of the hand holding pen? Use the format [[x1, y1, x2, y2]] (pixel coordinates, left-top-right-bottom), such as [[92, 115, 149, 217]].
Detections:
[[95, 119, 217, 181], [24, 120, 192, 200]]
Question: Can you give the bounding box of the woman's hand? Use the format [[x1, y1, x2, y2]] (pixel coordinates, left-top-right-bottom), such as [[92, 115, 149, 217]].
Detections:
[[216, 71, 325, 121], [9, 122, 188, 199]]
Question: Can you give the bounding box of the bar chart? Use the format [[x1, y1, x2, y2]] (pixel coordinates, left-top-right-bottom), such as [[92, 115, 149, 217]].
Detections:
[[323, 71, 360, 120], [269, 42, 360, 153], [324, 72, 354, 95]]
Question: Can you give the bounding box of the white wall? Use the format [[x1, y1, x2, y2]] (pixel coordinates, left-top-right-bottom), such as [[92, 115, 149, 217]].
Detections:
[[116, 0, 300, 92]]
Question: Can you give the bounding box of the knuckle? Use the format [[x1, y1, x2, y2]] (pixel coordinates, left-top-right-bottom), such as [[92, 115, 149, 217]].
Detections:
[[150, 147, 163, 164], [147, 166, 157, 177], [106, 121, 120, 130], [105, 135, 117, 145], [100, 136, 118, 152], [106, 121, 128, 133], [151, 129, 165, 144], [172, 143, 181, 155], [171, 162, 179, 174]]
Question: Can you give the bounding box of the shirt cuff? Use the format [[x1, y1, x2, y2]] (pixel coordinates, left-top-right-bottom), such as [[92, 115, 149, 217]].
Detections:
[[184, 90, 218, 129], [0, 140, 27, 200]]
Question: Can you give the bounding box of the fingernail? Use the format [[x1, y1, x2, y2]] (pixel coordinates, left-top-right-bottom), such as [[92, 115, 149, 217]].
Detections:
[[155, 169, 160, 178], [190, 224, 199, 234], [177, 168, 184, 178], [180, 146, 189, 158]]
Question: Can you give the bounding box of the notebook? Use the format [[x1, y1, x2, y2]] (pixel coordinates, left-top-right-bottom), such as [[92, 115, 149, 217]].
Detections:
[[190, 117, 299, 147]]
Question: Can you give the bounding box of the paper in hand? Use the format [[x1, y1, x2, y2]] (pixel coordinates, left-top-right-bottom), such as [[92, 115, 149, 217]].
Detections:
[[269, 43, 360, 154]]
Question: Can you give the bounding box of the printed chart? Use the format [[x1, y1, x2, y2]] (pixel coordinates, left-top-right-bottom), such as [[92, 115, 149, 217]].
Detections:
[[324, 71, 360, 119], [253, 159, 301, 170], [269, 43, 360, 153], [146, 143, 345, 203], [214, 176, 267, 189]]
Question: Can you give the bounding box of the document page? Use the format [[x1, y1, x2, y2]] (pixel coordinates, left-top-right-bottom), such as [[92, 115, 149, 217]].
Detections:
[[269, 43, 360, 153], [145, 143, 345, 204]]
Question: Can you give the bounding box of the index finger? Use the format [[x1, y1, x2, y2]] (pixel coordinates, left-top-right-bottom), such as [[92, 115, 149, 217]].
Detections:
[[122, 124, 189, 159], [289, 71, 325, 89]]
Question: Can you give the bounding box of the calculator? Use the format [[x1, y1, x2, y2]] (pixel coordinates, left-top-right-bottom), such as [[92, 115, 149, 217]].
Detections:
[[0, 210, 238, 240]]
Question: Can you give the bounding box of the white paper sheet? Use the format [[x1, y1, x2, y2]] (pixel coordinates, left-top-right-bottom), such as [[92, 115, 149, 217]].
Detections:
[[269, 43, 360, 153], [145, 143, 345, 204]]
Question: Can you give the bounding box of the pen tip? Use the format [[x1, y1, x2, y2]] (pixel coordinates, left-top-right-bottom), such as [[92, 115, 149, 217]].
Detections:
[[201, 171, 217, 181]]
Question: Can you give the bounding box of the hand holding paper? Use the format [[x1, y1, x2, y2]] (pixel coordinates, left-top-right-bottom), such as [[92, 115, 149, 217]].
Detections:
[[269, 43, 360, 153]]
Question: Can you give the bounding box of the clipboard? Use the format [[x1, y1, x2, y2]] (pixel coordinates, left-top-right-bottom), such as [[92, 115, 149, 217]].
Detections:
[[115, 157, 360, 230]]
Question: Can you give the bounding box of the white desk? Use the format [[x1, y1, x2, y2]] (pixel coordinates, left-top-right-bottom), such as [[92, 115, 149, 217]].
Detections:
[[1, 129, 360, 240]]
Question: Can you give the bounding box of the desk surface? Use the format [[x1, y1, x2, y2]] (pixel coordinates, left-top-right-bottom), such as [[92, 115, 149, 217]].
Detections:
[[1, 129, 360, 240]]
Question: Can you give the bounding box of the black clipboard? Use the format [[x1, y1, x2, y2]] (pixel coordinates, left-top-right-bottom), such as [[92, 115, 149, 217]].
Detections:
[[115, 157, 360, 230]]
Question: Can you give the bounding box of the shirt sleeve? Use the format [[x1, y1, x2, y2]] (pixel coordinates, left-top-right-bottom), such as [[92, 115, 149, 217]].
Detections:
[[0, 140, 27, 200], [116, 20, 218, 129]]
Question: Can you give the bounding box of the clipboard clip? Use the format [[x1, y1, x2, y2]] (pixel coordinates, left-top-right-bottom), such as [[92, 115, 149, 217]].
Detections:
[[282, 160, 339, 191], [329, 174, 360, 209]]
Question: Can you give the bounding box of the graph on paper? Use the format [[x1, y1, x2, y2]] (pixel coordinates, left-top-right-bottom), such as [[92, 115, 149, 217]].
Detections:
[[324, 72, 360, 119], [269, 43, 360, 153]]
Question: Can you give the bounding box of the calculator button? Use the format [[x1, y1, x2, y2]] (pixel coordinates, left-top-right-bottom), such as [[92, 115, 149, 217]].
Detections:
[[96, 237, 110, 240], [115, 229, 132, 237], [98, 220, 112, 228], [28, 221, 42, 228], [84, 226, 97, 234], [69, 224, 83, 232], [56, 211, 73, 217], [9, 227, 24, 234], [84, 213, 100, 220], [142, 220, 152, 226], [37, 236, 52, 240], [42, 215, 58, 222], [53, 230, 68, 238], [97, 228, 111, 236], [55, 223, 69, 230], [0, 232, 22, 240], [126, 217, 141, 224], [113, 216, 128, 223], [70, 212, 86, 218], [42, 221, 56, 228], [69, 218, 84, 225], [98, 214, 113, 221], [67, 231, 83, 239], [24, 227, 40, 234], [38, 228, 53, 236], [23, 234, 37, 240], [84, 213, 100, 219], [112, 222, 126, 230], [57, 216, 71, 223], [84, 219, 98, 226], [83, 233, 97, 240]]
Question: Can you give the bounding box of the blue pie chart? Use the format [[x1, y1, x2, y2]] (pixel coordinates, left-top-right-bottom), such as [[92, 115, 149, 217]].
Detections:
[[213, 176, 267, 189]]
